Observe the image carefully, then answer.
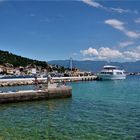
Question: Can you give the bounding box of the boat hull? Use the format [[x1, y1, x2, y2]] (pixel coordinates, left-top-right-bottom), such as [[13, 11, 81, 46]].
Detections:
[[97, 74, 126, 80]]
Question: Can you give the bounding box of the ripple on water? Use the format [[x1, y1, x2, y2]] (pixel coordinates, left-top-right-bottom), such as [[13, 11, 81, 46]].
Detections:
[[0, 76, 140, 139]]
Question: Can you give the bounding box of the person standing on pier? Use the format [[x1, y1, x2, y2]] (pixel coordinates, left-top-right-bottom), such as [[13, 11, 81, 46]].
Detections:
[[34, 76, 39, 90], [47, 74, 52, 88], [63, 80, 66, 86]]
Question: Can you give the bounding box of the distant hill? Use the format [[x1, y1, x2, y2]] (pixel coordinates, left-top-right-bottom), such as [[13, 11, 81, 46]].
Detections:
[[48, 60, 140, 72], [0, 50, 49, 68]]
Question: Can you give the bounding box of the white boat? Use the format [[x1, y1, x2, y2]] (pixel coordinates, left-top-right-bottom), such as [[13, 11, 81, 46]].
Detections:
[[97, 65, 126, 80]]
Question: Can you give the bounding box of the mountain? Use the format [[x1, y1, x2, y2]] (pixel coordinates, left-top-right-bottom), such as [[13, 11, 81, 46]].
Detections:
[[0, 50, 49, 68], [48, 60, 140, 72]]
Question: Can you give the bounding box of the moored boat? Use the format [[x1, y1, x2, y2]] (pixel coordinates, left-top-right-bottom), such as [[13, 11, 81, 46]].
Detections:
[[97, 65, 126, 80]]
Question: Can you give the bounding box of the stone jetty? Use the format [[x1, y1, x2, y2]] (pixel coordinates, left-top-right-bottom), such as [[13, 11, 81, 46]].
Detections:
[[0, 76, 97, 87], [0, 86, 72, 104]]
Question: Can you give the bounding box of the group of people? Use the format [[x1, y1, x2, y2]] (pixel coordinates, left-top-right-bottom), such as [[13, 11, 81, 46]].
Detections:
[[34, 74, 53, 90], [34, 74, 66, 90]]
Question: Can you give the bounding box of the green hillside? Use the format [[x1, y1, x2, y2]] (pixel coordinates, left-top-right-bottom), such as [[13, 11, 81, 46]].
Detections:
[[0, 50, 49, 68]]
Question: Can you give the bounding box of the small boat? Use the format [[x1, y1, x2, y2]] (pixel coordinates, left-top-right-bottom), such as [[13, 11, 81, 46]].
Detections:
[[97, 65, 126, 80]]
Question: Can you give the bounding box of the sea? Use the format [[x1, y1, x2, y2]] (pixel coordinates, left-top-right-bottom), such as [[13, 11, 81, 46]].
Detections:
[[0, 76, 140, 140]]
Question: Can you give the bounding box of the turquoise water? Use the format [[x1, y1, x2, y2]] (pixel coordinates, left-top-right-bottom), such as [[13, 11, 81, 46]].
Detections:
[[0, 76, 140, 140]]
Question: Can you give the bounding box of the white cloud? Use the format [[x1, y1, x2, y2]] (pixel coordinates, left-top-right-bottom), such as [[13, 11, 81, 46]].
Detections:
[[105, 19, 140, 38], [110, 8, 130, 14], [80, 47, 98, 56], [123, 51, 140, 60], [104, 19, 124, 30], [123, 50, 140, 60], [135, 18, 140, 23], [81, 57, 94, 61], [98, 47, 122, 59], [81, 0, 103, 8], [137, 45, 140, 50], [80, 46, 140, 61], [81, 0, 137, 14], [119, 41, 134, 48], [124, 30, 140, 38], [80, 47, 122, 59]]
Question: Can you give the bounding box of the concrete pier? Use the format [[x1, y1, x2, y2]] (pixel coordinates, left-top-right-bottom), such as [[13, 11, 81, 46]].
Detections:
[[0, 76, 97, 87], [0, 86, 72, 104]]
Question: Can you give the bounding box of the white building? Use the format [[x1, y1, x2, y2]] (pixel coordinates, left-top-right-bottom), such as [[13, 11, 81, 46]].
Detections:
[[31, 68, 36, 74]]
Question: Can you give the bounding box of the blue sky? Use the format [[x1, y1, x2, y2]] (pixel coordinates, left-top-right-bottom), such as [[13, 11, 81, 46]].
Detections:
[[0, 0, 140, 62]]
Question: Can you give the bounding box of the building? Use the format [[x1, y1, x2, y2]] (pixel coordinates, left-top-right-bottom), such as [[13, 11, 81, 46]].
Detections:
[[0, 65, 4, 73], [14, 68, 21, 75], [6, 67, 14, 74]]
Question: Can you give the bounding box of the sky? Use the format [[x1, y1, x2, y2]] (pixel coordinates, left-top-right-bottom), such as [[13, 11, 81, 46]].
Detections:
[[0, 0, 140, 62]]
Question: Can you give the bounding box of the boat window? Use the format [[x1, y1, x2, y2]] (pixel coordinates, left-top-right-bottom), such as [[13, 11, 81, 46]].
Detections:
[[101, 72, 113, 74], [116, 72, 123, 75], [104, 67, 116, 70], [108, 72, 113, 74]]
